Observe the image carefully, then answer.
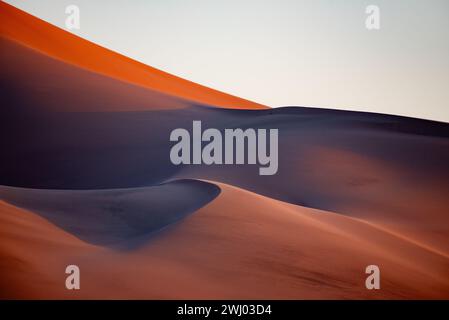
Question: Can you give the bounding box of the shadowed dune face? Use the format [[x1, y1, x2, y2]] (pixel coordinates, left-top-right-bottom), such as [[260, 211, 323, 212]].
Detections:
[[0, 180, 220, 246], [1, 38, 194, 112], [1, 1, 449, 299]]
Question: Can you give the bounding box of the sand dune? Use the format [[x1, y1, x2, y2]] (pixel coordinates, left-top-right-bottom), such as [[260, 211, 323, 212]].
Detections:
[[0, 1, 266, 110], [1, 181, 448, 299], [1, 2, 448, 300], [6, 100, 446, 257]]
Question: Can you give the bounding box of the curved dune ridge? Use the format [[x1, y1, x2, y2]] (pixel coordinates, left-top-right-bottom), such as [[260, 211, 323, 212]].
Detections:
[[0, 1, 267, 110], [0, 180, 220, 247], [1, 2, 449, 299]]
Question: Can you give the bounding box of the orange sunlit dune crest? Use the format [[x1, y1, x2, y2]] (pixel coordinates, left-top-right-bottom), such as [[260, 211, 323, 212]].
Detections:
[[0, 1, 267, 110]]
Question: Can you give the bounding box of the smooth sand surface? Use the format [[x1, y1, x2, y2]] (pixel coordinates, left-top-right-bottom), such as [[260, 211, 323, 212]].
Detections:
[[1, 2, 448, 300], [1, 181, 448, 299]]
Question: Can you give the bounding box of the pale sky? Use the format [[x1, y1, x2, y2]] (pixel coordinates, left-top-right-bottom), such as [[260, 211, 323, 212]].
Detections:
[[5, 0, 449, 122]]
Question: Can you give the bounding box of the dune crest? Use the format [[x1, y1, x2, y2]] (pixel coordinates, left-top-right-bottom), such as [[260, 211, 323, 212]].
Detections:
[[0, 180, 220, 246], [0, 2, 267, 110]]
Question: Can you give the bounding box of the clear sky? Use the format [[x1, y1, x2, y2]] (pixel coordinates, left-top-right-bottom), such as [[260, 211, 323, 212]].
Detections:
[[5, 0, 449, 122]]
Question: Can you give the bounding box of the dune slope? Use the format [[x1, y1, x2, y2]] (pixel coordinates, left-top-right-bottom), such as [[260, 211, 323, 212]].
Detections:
[[1, 1, 449, 300], [1, 37, 194, 112]]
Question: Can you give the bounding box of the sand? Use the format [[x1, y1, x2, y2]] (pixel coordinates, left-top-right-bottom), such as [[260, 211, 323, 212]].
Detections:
[[1, 2, 448, 300], [1, 182, 448, 299]]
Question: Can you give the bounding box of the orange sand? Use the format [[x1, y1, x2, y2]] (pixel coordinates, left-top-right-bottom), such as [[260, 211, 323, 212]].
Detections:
[[1, 182, 448, 299]]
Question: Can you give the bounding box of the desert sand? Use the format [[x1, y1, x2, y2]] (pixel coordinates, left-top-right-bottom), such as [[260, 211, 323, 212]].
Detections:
[[1, 182, 448, 299], [1, 2, 448, 299]]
